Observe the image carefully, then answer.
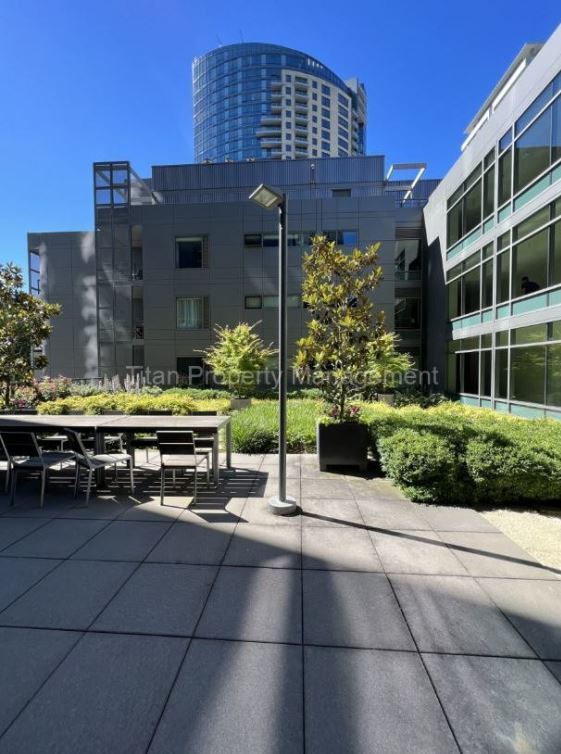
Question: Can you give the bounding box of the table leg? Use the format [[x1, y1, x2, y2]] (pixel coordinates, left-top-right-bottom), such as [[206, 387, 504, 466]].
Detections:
[[226, 420, 232, 469], [213, 431, 220, 484]]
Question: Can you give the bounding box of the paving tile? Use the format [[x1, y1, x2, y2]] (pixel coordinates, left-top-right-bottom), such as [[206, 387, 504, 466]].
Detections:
[[0, 632, 186, 754], [0, 518, 51, 551], [371, 530, 467, 575], [93, 563, 216, 636], [305, 647, 458, 753], [391, 574, 534, 656], [224, 524, 301, 568], [364, 478, 410, 500], [0, 560, 135, 630], [117, 500, 187, 522], [478, 578, 561, 659], [146, 521, 235, 565], [302, 528, 382, 572], [417, 505, 499, 533], [71, 521, 171, 562], [196, 566, 301, 643], [301, 479, 354, 499], [0, 627, 82, 737], [179, 498, 246, 525], [0, 558, 61, 612], [238, 498, 301, 525], [440, 532, 560, 579], [546, 661, 561, 684], [55, 498, 135, 520], [423, 654, 561, 754], [149, 639, 303, 754], [304, 571, 414, 649], [357, 498, 432, 530], [300, 498, 364, 528], [252, 476, 301, 500], [0, 519, 108, 559]]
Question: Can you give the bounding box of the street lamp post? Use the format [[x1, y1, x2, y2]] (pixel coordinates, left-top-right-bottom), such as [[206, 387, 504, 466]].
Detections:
[[249, 183, 297, 515]]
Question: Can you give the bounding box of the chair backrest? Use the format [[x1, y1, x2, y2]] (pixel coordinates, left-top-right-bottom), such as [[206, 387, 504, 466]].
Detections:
[[0, 432, 41, 459], [156, 431, 196, 456], [62, 429, 89, 459]]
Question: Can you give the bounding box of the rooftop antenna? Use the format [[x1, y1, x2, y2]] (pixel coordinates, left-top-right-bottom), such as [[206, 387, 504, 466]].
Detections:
[[216, 35, 223, 47]]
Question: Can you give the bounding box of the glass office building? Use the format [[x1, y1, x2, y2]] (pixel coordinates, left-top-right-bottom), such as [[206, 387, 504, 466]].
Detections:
[[192, 43, 366, 162], [424, 28, 561, 420]]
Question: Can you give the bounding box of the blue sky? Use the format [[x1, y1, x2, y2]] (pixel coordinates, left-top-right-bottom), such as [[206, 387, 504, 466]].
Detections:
[[1, 0, 560, 272]]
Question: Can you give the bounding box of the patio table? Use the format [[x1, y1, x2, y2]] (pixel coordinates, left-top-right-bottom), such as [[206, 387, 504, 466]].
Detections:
[[0, 414, 231, 485]]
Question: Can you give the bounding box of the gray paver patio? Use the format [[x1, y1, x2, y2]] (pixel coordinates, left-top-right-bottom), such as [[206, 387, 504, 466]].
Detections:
[[0, 452, 559, 752]]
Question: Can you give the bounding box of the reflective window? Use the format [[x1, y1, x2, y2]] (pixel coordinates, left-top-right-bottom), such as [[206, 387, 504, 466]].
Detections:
[[244, 295, 262, 309], [244, 233, 262, 247], [547, 344, 561, 406], [462, 352, 479, 395], [395, 297, 420, 329], [498, 148, 512, 205], [512, 228, 548, 296], [176, 237, 206, 268], [497, 252, 510, 303], [495, 348, 509, 398], [514, 108, 551, 193], [395, 240, 421, 280], [510, 346, 545, 404]]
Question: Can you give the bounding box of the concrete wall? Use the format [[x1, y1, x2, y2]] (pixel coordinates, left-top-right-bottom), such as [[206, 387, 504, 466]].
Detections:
[[28, 231, 98, 378]]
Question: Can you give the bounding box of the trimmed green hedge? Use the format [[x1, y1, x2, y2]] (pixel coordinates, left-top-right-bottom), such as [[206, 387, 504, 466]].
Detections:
[[37, 394, 229, 416], [364, 402, 561, 504]]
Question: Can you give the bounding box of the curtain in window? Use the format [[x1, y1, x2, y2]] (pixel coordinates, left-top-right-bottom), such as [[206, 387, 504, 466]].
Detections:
[[177, 298, 202, 329]]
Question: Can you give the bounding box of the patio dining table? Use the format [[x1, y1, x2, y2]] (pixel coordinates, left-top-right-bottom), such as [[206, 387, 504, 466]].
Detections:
[[0, 414, 232, 485]]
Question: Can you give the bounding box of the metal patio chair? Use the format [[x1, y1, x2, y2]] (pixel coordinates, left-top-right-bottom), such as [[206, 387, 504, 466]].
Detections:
[[0, 431, 75, 508], [64, 429, 134, 506], [156, 431, 209, 505], [0, 435, 11, 494]]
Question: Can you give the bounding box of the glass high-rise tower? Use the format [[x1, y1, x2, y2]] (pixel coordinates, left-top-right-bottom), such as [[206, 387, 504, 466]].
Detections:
[[192, 42, 366, 163]]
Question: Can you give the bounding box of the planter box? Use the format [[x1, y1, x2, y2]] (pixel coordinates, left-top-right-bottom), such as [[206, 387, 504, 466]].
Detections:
[[230, 397, 252, 411], [317, 421, 369, 471]]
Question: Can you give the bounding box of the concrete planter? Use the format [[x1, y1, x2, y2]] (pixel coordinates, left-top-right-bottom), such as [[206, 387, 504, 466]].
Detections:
[[317, 421, 369, 472], [230, 397, 252, 411]]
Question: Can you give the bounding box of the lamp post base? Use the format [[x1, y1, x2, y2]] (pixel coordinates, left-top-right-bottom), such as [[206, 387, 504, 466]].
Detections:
[[268, 495, 298, 516]]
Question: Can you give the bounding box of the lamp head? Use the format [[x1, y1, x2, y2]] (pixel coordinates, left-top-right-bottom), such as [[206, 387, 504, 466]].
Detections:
[[249, 183, 284, 209]]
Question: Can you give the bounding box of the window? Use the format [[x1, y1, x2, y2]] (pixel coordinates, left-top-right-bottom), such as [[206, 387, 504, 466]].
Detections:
[[395, 240, 421, 280], [245, 295, 262, 309], [395, 297, 420, 329], [176, 236, 207, 268], [498, 148, 512, 205], [321, 84, 330, 95], [29, 250, 40, 295], [321, 129, 330, 141], [510, 346, 545, 404], [512, 228, 548, 297], [497, 252, 510, 303], [495, 348, 509, 399], [462, 352, 479, 395], [482, 260, 493, 308], [321, 96, 330, 107], [176, 357, 204, 385], [481, 350, 492, 397], [244, 233, 262, 247], [463, 266, 480, 314], [483, 166, 495, 218], [263, 295, 301, 308], [325, 230, 358, 245], [546, 344, 561, 406], [332, 189, 351, 198], [321, 107, 330, 118], [322, 118, 330, 129], [514, 108, 551, 193], [263, 234, 278, 247], [176, 297, 208, 329]]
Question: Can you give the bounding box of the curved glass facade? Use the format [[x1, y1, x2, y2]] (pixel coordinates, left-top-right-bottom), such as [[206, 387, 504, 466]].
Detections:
[[192, 43, 366, 163]]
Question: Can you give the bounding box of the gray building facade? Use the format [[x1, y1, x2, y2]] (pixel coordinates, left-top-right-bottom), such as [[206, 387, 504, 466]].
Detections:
[[424, 23, 561, 420], [29, 156, 438, 384]]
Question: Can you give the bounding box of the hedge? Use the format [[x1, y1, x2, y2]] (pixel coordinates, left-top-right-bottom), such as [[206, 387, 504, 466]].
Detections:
[[37, 393, 230, 416], [365, 402, 561, 505]]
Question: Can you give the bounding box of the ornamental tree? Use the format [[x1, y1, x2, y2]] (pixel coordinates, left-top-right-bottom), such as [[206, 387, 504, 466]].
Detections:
[[294, 235, 387, 421], [0, 263, 61, 404], [365, 331, 414, 395], [201, 322, 276, 398]]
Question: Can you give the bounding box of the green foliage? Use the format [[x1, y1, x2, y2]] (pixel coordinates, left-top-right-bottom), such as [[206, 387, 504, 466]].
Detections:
[[393, 389, 450, 408], [68, 382, 105, 397], [364, 331, 414, 394], [35, 377, 72, 402], [364, 402, 561, 504], [37, 393, 230, 416], [163, 387, 231, 399], [200, 323, 276, 398], [295, 235, 387, 421], [0, 263, 61, 402], [377, 429, 461, 502], [231, 400, 319, 453]]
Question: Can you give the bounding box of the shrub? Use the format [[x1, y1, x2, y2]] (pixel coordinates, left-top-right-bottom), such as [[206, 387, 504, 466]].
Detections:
[[36, 393, 229, 416], [68, 382, 104, 397], [377, 429, 462, 502], [35, 377, 72, 402], [231, 400, 319, 453]]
